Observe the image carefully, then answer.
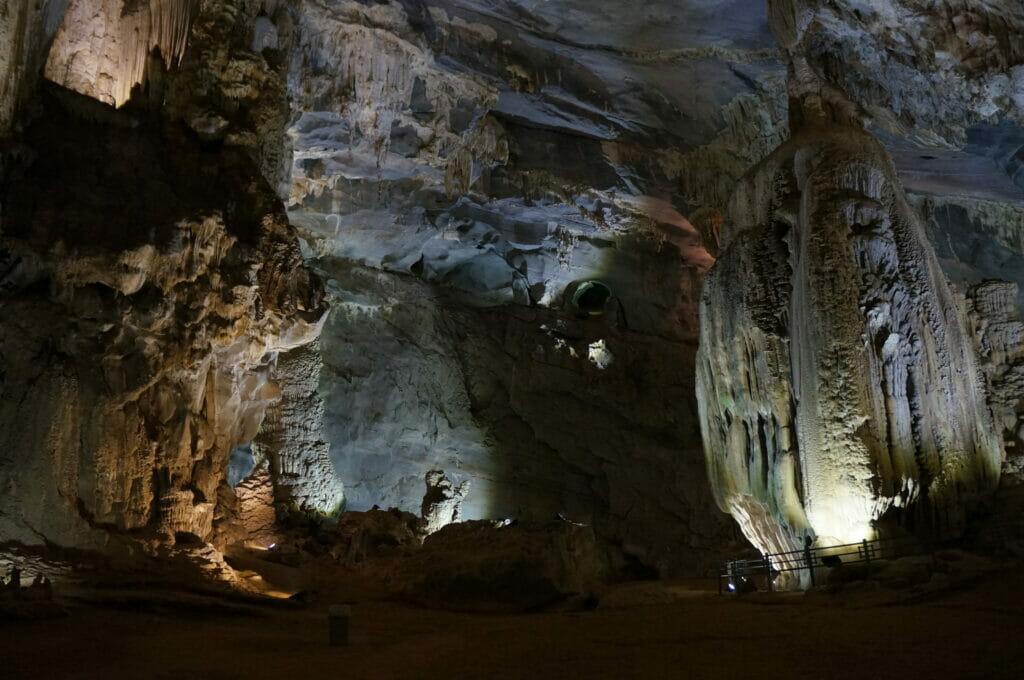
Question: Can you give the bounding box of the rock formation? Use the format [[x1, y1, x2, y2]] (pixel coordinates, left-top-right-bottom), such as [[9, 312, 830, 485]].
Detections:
[[44, 0, 198, 107], [398, 519, 606, 612], [277, 0, 787, 575], [421, 469, 470, 535], [0, 88, 325, 551], [697, 0, 1021, 560], [0, 1, 326, 559], [1, 0, 1022, 584], [232, 463, 279, 549], [698, 121, 1003, 557], [0, 0, 68, 135], [965, 281, 1024, 486], [253, 340, 344, 518]]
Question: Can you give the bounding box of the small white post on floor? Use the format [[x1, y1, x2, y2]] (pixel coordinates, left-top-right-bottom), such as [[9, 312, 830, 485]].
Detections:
[[329, 604, 351, 646]]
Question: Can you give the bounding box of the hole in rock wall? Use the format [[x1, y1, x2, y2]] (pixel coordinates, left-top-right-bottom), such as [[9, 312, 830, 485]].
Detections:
[[570, 280, 612, 316], [227, 444, 256, 488]]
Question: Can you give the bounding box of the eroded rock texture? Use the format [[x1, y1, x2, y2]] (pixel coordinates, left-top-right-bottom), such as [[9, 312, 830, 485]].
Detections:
[[699, 125, 1001, 556], [0, 0, 326, 557], [3, 0, 1022, 581], [966, 281, 1024, 486], [278, 0, 788, 574], [44, 0, 197, 107], [697, 0, 1021, 558], [233, 463, 280, 549], [773, 0, 1024, 148], [0, 90, 324, 550], [253, 340, 344, 517], [0, 0, 68, 135], [421, 470, 470, 535]]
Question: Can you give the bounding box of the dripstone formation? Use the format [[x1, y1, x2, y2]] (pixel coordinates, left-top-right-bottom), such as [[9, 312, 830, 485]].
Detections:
[[0, 1, 326, 560], [0, 0, 1022, 582], [697, 0, 1023, 561]]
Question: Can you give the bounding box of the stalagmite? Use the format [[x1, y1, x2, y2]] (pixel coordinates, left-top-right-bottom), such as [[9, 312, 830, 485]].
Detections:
[[253, 341, 344, 517]]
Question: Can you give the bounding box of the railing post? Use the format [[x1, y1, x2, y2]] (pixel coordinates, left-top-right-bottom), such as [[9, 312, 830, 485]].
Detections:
[[803, 537, 816, 587], [764, 555, 773, 592]]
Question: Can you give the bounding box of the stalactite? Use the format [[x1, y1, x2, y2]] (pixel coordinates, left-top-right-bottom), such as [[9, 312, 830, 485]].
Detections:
[[0, 0, 69, 134], [289, 6, 499, 184], [44, 0, 199, 107]]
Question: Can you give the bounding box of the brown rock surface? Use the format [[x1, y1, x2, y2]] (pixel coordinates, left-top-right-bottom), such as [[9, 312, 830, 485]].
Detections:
[[0, 86, 325, 552], [397, 519, 606, 612]]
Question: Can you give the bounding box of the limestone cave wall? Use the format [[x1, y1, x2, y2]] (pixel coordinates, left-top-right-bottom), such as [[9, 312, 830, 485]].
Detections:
[[0, 1, 326, 560], [1, 0, 1023, 579], [278, 0, 791, 573]]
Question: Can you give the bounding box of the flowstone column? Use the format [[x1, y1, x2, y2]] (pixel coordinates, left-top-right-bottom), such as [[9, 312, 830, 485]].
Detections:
[[254, 340, 345, 518], [696, 52, 1002, 557]]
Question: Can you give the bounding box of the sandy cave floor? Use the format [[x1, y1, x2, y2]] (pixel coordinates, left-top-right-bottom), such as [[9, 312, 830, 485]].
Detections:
[[3, 566, 1024, 680]]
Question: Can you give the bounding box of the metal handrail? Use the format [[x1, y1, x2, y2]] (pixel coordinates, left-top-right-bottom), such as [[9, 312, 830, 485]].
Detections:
[[718, 516, 1024, 594], [718, 535, 924, 593]]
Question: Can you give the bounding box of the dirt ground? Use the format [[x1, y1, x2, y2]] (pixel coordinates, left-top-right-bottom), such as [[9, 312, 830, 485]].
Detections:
[[2, 568, 1023, 680]]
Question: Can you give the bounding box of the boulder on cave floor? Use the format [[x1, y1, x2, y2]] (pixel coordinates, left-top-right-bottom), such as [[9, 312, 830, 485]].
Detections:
[[396, 520, 607, 612], [804, 550, 1005, 607], [327, 508, 424, 565]]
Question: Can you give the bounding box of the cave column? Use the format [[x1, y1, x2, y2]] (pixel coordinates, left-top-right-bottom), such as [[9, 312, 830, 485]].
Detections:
[[254, 340, 345, 518], [696, 1, 1002, 561]]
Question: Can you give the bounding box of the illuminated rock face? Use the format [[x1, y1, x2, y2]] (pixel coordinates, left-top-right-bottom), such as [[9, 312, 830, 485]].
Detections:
[[233, 463, 279, 549], [0, 89, 325, 551], [43, 0, 197, 107], [3, 0, 1022, 579], [306, 233, 727, 575], [420, 470, 470, 536], [276, 0, 786, 574], [698, 126, 1002, 555], [252, 341, 344, 517], [696, 0, 1021, 557], [0, 0, 788, 575], [0, 0, 332, 560]]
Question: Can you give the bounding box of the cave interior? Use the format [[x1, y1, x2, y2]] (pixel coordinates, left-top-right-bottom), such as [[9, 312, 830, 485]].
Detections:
[[2, 1, 1024, 678]]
